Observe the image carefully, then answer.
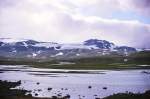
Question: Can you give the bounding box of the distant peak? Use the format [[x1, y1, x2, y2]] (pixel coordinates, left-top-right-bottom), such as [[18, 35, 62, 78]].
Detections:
[[83, 39, 115, 49]]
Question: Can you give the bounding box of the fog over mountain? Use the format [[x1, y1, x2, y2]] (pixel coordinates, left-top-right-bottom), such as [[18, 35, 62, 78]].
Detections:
[[0, 0, 150, 48]]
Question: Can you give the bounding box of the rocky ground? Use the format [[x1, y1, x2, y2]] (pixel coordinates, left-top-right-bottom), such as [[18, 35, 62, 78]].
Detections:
[[0, 80, 150, 99]]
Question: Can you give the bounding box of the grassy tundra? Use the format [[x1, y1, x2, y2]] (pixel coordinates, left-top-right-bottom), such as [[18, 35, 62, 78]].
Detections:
[[0, 51, 150, 70]]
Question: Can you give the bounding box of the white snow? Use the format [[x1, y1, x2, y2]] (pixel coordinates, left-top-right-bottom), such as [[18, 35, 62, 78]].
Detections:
[[76, 53, 80, 56], [37, 51, 41, 54], [112, 49, 118, 52], [23, 42, 28, 47], [51, 52, 64, 57], [12, 50, 17, 53], [32, 53, 37, 57], [124, 59, 128, 62], [1, 43, 5, 46], [97, 52, 102, 54], [55, 52, 64, 56], [52, 62, 75, 65], [34, 43, 59, 48], [60, 44, 98, 50]]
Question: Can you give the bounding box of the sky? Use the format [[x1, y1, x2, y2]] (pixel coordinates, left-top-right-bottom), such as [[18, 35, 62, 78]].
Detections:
[[0, 0, 150, 48]]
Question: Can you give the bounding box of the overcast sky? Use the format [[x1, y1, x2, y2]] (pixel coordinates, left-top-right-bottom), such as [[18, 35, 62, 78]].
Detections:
[[0, 0, 150, 48]]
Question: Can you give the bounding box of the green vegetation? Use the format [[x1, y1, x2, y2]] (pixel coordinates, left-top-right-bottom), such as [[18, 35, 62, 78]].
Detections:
[[0, 80, 31, 99], [0, 51, 150, 70], [0, 80, 70, 99], [103, 91, 150, 99]]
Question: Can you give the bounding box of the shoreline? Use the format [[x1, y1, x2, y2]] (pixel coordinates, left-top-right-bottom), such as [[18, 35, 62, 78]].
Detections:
[[0, 80, 150, 99]]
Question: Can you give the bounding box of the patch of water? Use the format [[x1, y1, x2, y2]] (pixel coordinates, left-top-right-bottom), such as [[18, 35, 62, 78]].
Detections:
[[0, 65, 150, 99]]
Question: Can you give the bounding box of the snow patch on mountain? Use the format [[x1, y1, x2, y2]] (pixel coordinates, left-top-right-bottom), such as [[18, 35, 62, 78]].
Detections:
[[32, 53, 37, 57], [56, 52, 64, 56], [34, 42, 59, 48], [76, 53, 80, 56], [60, 44, 98, 50], [23, 42, 28, 47], [12, 50, 17, 53]]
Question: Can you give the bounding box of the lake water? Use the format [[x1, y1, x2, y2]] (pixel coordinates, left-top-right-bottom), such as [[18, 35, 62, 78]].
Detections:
[[0, 65, 150, 99]]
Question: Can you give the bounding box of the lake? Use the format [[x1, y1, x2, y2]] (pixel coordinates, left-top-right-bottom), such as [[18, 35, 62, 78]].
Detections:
[[0, 65, 150, 99]]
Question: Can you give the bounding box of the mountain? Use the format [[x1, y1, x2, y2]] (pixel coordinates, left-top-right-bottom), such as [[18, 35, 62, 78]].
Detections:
[[84, 39, 115, 49], [0, 38, 137, 59]]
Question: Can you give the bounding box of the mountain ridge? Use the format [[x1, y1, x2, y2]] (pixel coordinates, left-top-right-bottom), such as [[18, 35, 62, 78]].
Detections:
[[0, 38, 137, 59]]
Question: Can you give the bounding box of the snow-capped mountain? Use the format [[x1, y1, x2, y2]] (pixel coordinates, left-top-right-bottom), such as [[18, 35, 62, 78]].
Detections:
[[84, 39, 115, 49], [0, 38, 137, 59]]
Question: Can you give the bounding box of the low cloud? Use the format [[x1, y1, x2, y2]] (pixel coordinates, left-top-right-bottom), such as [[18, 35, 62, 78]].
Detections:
[[118, 0, 150, 16], [0, 0, 150, 48]]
